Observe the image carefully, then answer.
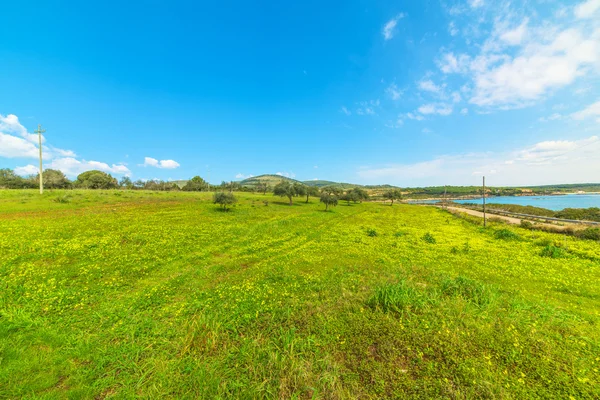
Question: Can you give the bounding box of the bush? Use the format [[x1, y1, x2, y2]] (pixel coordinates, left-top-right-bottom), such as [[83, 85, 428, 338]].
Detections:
[[366, 228, 378, 237], [520, 220, 534, 229], [422, 232, 436, 244], [440, 276, 496, 308], [367, 281, 434, 314], [540, 245, 565, 258], [575, 227, 600, 241], [52, 195, 71, 204], [213, 192, 237, 211], [494, 228, 520, 241]]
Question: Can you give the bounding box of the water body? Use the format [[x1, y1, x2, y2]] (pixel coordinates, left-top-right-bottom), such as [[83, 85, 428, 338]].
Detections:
[[454, 194, 600, 211]]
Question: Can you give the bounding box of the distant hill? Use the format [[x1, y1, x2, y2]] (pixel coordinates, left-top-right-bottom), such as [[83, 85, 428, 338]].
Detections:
[[302, 180, 359, 189], [239, 174, 304, 188]]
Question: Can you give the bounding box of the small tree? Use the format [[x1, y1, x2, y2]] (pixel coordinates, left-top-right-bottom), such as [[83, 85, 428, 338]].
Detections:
[[213, 192, 237, 211], [305, 186, 320, 203], [320, 192, 338, 211], [37, 169, 70, 189], [273, 181, 298, 205], [352, 188, 369, 203], [293, 182, 307, 198], [119, 176, 133, 189], [341, 190, 359, 205], [256, 182, 270, 195], [383, 189, 402, 206], [183, 176, 208, 191]]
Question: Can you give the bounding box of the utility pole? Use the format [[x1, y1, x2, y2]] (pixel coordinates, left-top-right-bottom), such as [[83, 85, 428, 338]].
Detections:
[[483, 176, 486, 227], [443, 185, 447, 210], [207, 166, 210, 192], [35, 124, 46, 194]]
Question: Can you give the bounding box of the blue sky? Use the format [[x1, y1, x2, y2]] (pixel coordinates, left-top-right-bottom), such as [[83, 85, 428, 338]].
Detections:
[[1, 0, 599, 186]]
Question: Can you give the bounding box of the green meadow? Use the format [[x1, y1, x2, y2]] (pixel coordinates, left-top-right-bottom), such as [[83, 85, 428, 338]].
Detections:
[[1, 190, 599, 399]]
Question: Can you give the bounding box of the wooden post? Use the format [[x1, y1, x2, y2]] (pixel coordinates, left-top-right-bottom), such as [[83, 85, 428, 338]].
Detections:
[[483, 176, 486, 227], [35, 124, 46, 194], [443, 185, 447, 210]]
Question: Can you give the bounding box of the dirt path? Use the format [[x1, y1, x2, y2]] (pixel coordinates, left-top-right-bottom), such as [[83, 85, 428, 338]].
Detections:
[[442, 206, 578, 231]]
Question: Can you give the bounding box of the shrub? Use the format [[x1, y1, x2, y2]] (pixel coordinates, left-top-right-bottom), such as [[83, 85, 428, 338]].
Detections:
[[213, 192, 237, 211], [366, 228, 378, 237], [440, 276, 496, 308], [520, 220, 534, 229], [575, 227, 600, 241], [540, 245, 565, 258], [52, 195, 71, 204], [494, 228, 520, 241], [367, 281, 434, 314], [422, 232, 436, 244]]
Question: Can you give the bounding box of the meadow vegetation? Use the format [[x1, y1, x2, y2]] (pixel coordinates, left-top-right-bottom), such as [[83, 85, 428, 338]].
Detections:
[[1, 190, 599, 398]]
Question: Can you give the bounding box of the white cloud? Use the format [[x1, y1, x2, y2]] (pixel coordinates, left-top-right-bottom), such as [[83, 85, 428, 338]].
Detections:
[[341, 106, 351, 115], [571, 101, 600, 122], [356, 100, 380, 115], [49, 157, 131, 178], [14, 164, 39, 176], [0, 114, 44, 144], [499, 19, 528, 46], [539, 113, 563, 122], [406, 112, 425, 121], [418, 79, 444, 94], [275, 171, 296, 178], [418, 103, 453, 116], [422, 128, 433, 134], [0, 132, 39, 158], [575, 0, 600, 19], [460, 108, 469, 115], [438, 52, 471, 74], [437, 3, 600, 109], [382, 13, 406, 40], [235, 173, 254, 179], [386, 83, 403, 100], [142, 157, 180, 169], [469, 0, 484, 8], [449, 21, 459, 36], [357, 135, 600, 186], [452, 91, 462, 103]]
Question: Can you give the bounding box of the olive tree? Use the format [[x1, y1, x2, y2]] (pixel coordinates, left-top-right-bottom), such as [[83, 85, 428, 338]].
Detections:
[[273, 181, 299, 205], [256, 182, 270, 195], [305, 186, 320, 203], [383, 189, 402, 206], [320, 192, 338, 211], [213, 192, 237, 211], [352, 188, 369, 203]]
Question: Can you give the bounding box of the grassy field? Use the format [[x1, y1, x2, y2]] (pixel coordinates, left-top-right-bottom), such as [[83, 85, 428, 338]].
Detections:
[[1, 190, 599, 399]]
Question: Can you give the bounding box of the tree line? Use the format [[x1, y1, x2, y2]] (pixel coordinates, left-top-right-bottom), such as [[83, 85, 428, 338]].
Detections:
[[1, 168, 406, 208]]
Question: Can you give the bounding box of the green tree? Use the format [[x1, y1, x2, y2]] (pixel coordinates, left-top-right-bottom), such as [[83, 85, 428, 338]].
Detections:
[[320, 192, 338, 211], [183, 176, 208, 191], [293, 182, 307, 198], [0, 169, 31, 189], [273, 181, 299, 205], [305, 186, 320, 203], [119, 176, 134, 189], [256, 182, 270, 195], [341, 190, 359, 205], [36, 169, 70, 189], [213, 192, 237, 211], [383, 189, 402, 206], [75, 170, 118, 189], [352, 188, 369, 203]]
